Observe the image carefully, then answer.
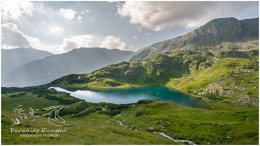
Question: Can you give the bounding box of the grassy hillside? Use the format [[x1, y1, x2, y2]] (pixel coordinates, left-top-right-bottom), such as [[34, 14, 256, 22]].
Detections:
[[50, 50, 216, 89], [2, 88, 258, 144], [2, 88, 178, 144], [2, 40, 258, 144], [50, 41, 258, 105], [50, 54, 188, 88], [116, 101, 258, 145], [166, 57, 259, 105]]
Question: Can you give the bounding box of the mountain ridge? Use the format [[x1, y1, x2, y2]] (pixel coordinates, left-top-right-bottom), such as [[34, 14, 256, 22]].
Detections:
[[1, 47, 53, 79], [130, 17, 259, 62], [2, 47, 135, 87]]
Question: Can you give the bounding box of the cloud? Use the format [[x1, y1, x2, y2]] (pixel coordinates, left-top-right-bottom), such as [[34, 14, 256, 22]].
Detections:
[[1, 23, 31, 48], [1, 23, 130, 53], [60, 35, 99, 51], [1, 0, 34, 20], [49, 26, 64, 34], [84, 9, 90, 14], [60, 39, 79, 51], [133, 35, 138, 39], [60, 35, 129, 51], [117, 1, 258, 31], [100, 36, 128, 50], [77, 16, 83, 20], [60, 8, 77, 20], [1, 23, 63, 54]]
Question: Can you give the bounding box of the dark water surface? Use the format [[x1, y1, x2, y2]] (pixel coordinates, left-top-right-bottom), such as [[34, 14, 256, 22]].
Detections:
[[50, 86, 206, 108]]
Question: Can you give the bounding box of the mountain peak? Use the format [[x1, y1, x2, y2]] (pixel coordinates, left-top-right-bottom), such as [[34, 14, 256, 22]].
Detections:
[[210, 17, 237, 22], [191, 17, 242, 44], [69, 47, 134, 54], [130, 17, 258, 62], [2, 47, 135, 87]]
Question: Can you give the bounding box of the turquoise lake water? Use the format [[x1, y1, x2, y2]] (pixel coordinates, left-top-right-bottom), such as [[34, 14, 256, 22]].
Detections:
[[50, 86, 206, 108]]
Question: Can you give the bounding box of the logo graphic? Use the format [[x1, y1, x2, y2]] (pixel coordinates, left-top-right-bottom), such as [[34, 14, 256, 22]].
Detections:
[[12, 104, 67, 126]]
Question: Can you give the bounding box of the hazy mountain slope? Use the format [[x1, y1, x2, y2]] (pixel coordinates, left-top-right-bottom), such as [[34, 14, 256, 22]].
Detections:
[[1, 48, 53, 78], [50, 54, 189, 88], [130, 17, 259, 62], [3, 48, 134, 87]]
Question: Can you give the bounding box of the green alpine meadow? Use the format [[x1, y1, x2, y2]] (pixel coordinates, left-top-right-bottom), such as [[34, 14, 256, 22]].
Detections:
[[1, 1, 259, 145]]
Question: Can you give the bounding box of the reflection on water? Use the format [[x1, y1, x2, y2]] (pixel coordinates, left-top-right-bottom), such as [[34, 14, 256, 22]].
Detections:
[[49, 86, 206, 108]]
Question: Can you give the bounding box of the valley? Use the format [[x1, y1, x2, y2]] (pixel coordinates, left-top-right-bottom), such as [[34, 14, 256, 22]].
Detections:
[[1, 17, 259, 145], [50, 40, 259, 106]]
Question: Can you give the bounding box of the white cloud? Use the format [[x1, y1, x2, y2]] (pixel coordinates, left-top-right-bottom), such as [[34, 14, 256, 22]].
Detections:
[[49, 26, 64, 34], [1, 23, 31, 48], [85, 9, 90, 14], [107, 1, 118, 3], [2, 24, 130, 53], [60, 35, 100, 51], [60, 35, 129, 51], [100, 36, 128, 50], [1, 23, 63, 54], [133, 35, 138, 39], [59, 8, 77, 20], [1, 0, 34, 20], [2, 23, 41, 49], [117, 1, 258, 31], [60, 39, 79, 51], [77, 16, 83, 20]]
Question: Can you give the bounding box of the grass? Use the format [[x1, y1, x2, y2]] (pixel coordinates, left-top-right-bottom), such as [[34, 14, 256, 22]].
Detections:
[[1, 89, 258, 144], [2, 46, 259, 144], [2, 92, 60, 111], [50, 49, 258, 105], [63, 78, 139, 90], [2, 113, 177, 144], [50, 54, 188, 88], [167, 58, 239, 91], [166, 58, 259, 105], [2, 90, 179, 144], [116, 101, 259, 145]]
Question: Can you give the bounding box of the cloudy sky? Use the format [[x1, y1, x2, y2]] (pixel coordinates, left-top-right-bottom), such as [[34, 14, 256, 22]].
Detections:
[[1, 1, 259, 54]]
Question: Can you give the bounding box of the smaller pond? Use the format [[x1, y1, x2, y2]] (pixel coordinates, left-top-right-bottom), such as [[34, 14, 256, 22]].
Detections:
[[50, 86, 206, 108]]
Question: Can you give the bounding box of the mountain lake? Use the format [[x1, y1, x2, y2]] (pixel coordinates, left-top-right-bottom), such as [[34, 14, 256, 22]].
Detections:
[[50, 86, 206, 108]]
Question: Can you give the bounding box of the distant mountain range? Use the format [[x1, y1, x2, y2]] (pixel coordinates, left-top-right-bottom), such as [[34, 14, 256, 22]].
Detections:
[[2, 48, 134, 87], [2, 48, 53, 79], [2, 17, 258, 88], [130, 17, 259, 62]]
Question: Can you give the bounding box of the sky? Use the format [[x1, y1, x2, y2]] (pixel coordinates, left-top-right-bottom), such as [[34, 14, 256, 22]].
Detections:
[[1, 1, 259, 54]]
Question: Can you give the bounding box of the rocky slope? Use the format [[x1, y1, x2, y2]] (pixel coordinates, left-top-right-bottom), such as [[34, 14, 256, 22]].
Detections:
[[130, 17, 259, 62]]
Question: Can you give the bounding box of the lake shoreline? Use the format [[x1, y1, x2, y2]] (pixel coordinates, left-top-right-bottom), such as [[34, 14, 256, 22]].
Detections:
[[49, 86, 208, 108]]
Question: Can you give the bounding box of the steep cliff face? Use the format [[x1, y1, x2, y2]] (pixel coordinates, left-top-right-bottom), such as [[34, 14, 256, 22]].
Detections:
[[130, 17, 259, 62], [240, 18, 259, 38], [190, 17, 243, 43]]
